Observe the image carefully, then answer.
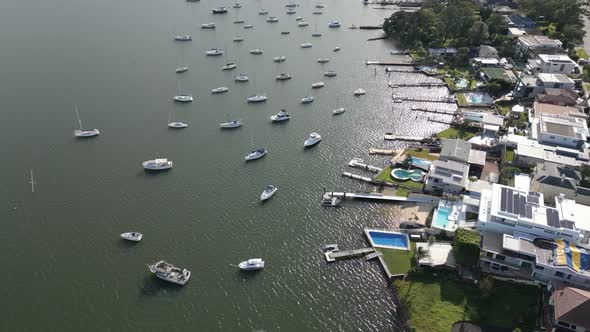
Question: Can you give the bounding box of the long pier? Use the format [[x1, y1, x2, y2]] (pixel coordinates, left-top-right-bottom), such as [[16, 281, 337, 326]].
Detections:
[[325, 247, 375, 262], [366, 60, 415, 66], [369, 148, 397, 155], [388, 82, 447, 88], [428, 118, 455, 124], [399, 97, 455, 103], [327, 192, 440, 203], [410, 106, 456, 115], [348, 158, 383, 173], [385, 68, 421, 73], [384, 134, 428, 141]]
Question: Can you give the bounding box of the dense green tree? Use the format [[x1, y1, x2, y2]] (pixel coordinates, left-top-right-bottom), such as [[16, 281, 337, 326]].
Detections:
[[470, 21, 489, 45]]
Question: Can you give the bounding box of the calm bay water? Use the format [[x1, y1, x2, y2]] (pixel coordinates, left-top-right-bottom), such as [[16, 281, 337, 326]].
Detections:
[[0, 0, 455, 330]]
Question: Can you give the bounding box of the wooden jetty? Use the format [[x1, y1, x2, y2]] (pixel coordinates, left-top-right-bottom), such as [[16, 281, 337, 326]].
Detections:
[[364, 251, 383, 261], [341, 172, 389, 187], [348, 158, 383, 173], [369, 148, 397, 155], [326, 247, 375, 262], [366, 60, 415, 66], [388, 82, 446, 88], [410, 106, 456, 115], [398, 97, 455, 104], [428, 118, 454, 125], [385, 68, 421, 73], [328, 192, 440, 203], [359, 25, 383, 30], [384, 134, 427, 141]]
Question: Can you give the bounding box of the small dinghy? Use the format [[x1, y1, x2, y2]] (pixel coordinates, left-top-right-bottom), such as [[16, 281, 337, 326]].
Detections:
[[324, 70, 337, 77], [333, 107, 345, 115], [201, 23, 216, 29], [235, 74, 249, 82], [273, 56, 286, 62], [250, 49, 263, 54], [168, 121, 188, 129], [311, 82, 325, 88], [243, 24, 254, 29], [329, 21, 341, 28], [301, 96, 314, 103], [238, 258, 264, 271], [295, 16, 303, 21], [354, 88, 366, 96], [300, 42, 313, 48], [281, 31, 290, 35], [333, 46, 341, 52], [121, 232, 143, 242], [317, 57, 330, 63], [211, 86, 229, 94], [173, 94, 193, 102], [260, 185, 278, 201], [206, 49, 223, 56], [174, 34, 192, 41], [266, 16, 279, 22], [176, 66, 189, 73], [276, 73, 292, 80], [258, 9, 268, 15], [247, 94, 267, 103], [233, 36, 244, 42], [219, 120, 242, 129], [233, 19, 245, 24], [222, 62, 237, 70], [298, 21, 309, 27]]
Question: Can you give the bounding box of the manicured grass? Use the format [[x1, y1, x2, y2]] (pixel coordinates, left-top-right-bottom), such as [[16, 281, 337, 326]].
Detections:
[[469, 79, 477, 90], [395, 187, 411, 197], [495, 100, 517, 116], [405, 149, 439, 161], [377, 242, 415, 276], [505, 150, 514, 163], [374, 166, 424, 190], [456, 93, 468, 106], [578, 48, 589, 59], [435, 126, 478, 140], [394, 271, 539, 332]]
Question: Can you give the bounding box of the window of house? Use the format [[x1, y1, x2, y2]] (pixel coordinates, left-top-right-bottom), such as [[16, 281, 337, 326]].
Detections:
[[566, 274, 572, 280], [433, 178, 439, 183], [486, 252, 494, 258], [521, 262, 532, 269], [559, 64, 565, 71], [550, 135, 556, 139], [535, 265, 544, 270], [496, 255, 505, 261], [555, 271, 565, 278], [500, 266, 509, 271]]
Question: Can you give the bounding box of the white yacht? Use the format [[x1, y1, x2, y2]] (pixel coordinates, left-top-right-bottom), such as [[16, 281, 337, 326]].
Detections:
[[201, 22, 216, 29], [120, 232, 142, 242], [266, 16, 279, 22], [250, 49, 263, 54], [233, 36, 244, 42], [286, 9, 296, 14], [212, 6, 228, 13], [244, 148, 267, 161], [233, 19, 245, 24], [324, 70, 337, 77], [243, 24, 254, 29], [301, 96, 314, 103], [175, 66, 189, 73], [222, 62, 237, 70], [219, 120, 242, 129], [148, 260, 191, 285], [304, 132, 322, 147], [168, 121, 188, 129], [273, 56, 286, 62], [260, 185, 278, 201], [295, 16, 303, 21], [233, 3, 242, 8], [238, 258, 264, 271], [354, 88, 366, 96], [173, 94, 193, 102], [247, 94, 267, 103], [174, 34, 192, 41], [333, 46, 341, 52], [328, 21, 341, 28], [317, 57, 330, 63], [311, 82, 325, 88], [206, 49, 223, 56], [312, 32, 322, 37], [270, 109, 291, 122], [258, 9, 268, 15], [276, 73, 292, 80], [73, 105, 100, 138], [235, 74, 249, 82], [333, 107, 345, 115], [298, 21, 309, 27], [211, 86, 229, 94], [142, 159, 173, 171], [300, 42, 312, 48]]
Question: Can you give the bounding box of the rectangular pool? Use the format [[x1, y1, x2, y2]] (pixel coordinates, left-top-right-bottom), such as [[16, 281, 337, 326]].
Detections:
[[433, 206, 451, 229], [364, 229, 410, 250]]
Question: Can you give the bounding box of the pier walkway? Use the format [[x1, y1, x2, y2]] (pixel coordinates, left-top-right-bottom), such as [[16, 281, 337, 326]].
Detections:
[[388, 82, 446, 88], [369, 148, 397, 155], [366, 60, 415, 66], [347, 158, 383, 173], [384, 134, 428, 141], [410, 107, 456, 115], [327, 192, 440, 203], [325, 247, 375, 262]]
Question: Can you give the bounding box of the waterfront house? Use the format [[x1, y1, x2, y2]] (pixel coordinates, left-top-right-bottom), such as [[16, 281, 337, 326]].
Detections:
[[480, 67, 517, 83], [515, 36, 563, 59], [440, 138, 486, 170], [428, 48, 457, 58], [504, 14, 537, 29], [514, 73, 575, 99], [548, 283, 590, 331], [506, 135, 590, 167], [536, 89, 581, 106], [530, 54, 577, 75], [424, 159, 470, 194]]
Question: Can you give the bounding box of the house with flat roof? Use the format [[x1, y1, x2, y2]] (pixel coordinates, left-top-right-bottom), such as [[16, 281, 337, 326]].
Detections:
[[508, 27, 527, 38], [515, 36, 563, 58], [440, 138, 487, 169], [478, 183, 590, 244], [531, 162, 584, 203], [536, 89, 581, 107], [537, 113, 589, 148], [504, 14, 537, 29], [514, 73, 575, 98], [533, 54, 577, 75], [549, 283, 590, 331], [424, 159, 470, 194]]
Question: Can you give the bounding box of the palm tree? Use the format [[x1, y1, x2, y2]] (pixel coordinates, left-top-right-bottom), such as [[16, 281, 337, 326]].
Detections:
[[414, 246, 430, 268]]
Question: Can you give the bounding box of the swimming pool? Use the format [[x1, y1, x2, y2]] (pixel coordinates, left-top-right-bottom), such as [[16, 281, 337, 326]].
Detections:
[[391, 168, 425, 182], [432, 207, 451, 229], [365, 229, 410, 250], [410, 157, 432, 170]]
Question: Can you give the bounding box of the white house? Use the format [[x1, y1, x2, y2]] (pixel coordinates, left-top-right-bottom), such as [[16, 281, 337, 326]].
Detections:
[[537, 113, 589, 148], [515, 36, 563, 58], [514, 73, 576, 98], [535, 54, 577, 75], [424, 159, 470, 194]]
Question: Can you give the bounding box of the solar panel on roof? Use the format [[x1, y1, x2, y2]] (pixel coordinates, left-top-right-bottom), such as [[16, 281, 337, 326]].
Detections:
[[527, 195, 539, 204]]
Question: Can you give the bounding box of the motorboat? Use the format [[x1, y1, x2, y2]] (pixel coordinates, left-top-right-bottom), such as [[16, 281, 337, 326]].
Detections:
[[175, 66, 189, 73], [174, 34, 192, 41], [233, 36, 244, 42], [168, 121, 188, 128], [311, 82, 325, 88], [286, 9, 296, 14], [295, 16, 303, 21], [173, 94, 194, 102], [235, 74, 249, 82], [233, 3, 242, 8], [273, 56, 286, 62], [298, 21, 309, 27], [311, 32, 322, 37], [281, 31, 290, 35], [324, 70, 337, 77], [243, 24, 254, 29], [206, 49, 223, 56], [260, 185, 278, 201], [321, 192, 342, 206], [354, 88, 366, 96], [250, 49, 263, 54], [222, 62, 237, 70], [219, 120, 242, 129], [148, 260, 191, 285], [300, 42, 312, 48], [333, 46, 341, 52], [301, 96, 314, 103], [333, 107, 345, 115], [258, 9, 268, 15], [212, 6, 228, 13], [142, 158, 173, 171], [120, 232, 143, 242], [270, 109, 290, 122], [315, 4, 325, 8], [247, 94, 267, 102], [276, 73, 292, 80], [312, 11, 323, 15], [244, 148, 267, 161], [73, 105, 99, 138], [233, 19, 245, 24], [317, 57, 330, 63], [201, 22, 216, 29], [266, 16, 279, 22], [238, 258, 264, 271], [286, 2, 298, 7], [329, 21, 341, 28], [211, 86, 229, 94], [304, 132, 322, 147]]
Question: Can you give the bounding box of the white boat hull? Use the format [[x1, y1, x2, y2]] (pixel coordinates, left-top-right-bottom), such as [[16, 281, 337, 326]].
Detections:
[[120, 232, 143, 242], [260, 187, 278, 201], [74, 129, 100, 138]]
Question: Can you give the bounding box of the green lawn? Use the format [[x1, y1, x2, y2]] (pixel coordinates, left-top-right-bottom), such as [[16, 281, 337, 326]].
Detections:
[[578, 48, 589, 59], [395, 271, 539, 332], [495, 100, 517, 116], [456, 93, 468, 106], [405, 149, 439, 161], [374, 166, 424, 190], [436, 126, 478, 140], [395, 187, 411, 197], [505, 150, 514, 163], [377, 242, 415, 276]]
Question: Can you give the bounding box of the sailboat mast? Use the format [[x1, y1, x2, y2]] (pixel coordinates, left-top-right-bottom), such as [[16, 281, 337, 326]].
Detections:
[[29, 169, 35, 193], [74, 104, 83, 130]]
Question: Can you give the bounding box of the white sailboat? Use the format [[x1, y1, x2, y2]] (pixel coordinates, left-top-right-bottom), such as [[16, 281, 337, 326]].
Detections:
[[222, 47, 237, 71], [168, 108, 188, 129], [73, 105, 100, 138]]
